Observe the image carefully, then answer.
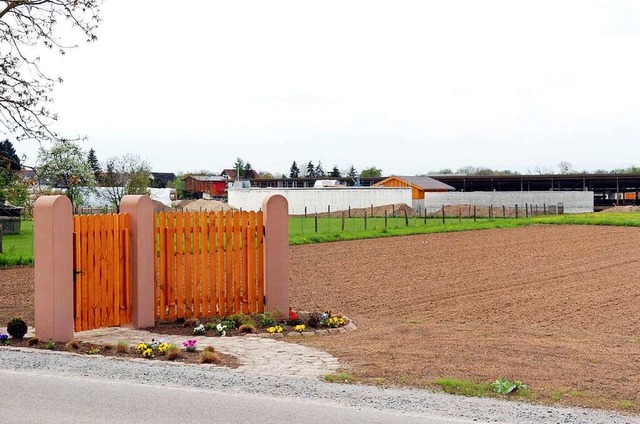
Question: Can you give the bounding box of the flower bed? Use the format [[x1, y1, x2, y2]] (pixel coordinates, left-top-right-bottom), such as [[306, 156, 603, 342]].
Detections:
[[146, 310, 353, 339], [0, 334, 238, 367]]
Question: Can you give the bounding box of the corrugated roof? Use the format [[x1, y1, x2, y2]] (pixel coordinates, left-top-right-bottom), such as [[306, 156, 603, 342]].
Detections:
[[389, 175, 455, 191], [186, 175, 228, 182]]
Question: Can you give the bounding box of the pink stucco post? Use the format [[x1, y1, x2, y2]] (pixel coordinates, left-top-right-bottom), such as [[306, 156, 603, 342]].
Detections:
[[120, 195, 155, 328], [34, 195, 74, 342], [262, 194, 289, 317]]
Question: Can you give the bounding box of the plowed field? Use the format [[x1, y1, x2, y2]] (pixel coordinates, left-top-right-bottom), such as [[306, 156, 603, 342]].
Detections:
[[2, 225, 640, 411], [291, 225, 640, 410]]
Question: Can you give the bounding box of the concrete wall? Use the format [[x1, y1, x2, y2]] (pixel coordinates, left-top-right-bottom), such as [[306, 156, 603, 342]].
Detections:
[[421, 191, 594, 214], [228, 187, 412, 215]]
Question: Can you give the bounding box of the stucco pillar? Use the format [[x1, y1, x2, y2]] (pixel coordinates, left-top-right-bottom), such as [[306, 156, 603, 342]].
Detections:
[[120, 195, 155, 328], [34, 195, 74, 342], [262, 194, 289, 317]]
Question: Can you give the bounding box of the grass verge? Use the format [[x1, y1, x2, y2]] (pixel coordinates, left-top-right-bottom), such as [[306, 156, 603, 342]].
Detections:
[[0, 220, 33, 267]]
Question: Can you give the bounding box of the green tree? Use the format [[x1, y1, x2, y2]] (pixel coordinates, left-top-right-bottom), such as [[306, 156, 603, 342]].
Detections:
[[315, 161, 325, 177], [233, 157, 245, 179], [0, 1, 101, 142], [243, 161, 254, 178], [87, 148, 101, 181], [360, 166, 383, 178], [346, 165, 358, 178], [167, 174, 184, 200], [329, 165, 341, 178], [0, 139, 23, 205], [37, 139, 96, 207], [101, 153, 150, 212], [306, 161, 315, 178], [289, 161, 300, 178]]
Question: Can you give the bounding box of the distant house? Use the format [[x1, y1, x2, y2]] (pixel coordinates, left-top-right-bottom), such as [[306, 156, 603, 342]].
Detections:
[[183, 175, 228, 199], [148, 172, 176, 188], [221, 169, 260, 180], [373, 175, 454, 200]]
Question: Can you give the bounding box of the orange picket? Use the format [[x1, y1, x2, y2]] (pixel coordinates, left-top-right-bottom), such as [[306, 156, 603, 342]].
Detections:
[[166, 212, 176, 320], [175, 211, 184, 318], [192, 212, 201, 317], [200, 212, 209, 317], [247, 211, 256, 312], [208, 212, 217, 316], [183, 211, 193, 318], [216, 211, 225, 316], [80, 215, 90, 329], [256, 211, 264, 313], [233, 212, 241, 313], [158, 212, 167, 320]]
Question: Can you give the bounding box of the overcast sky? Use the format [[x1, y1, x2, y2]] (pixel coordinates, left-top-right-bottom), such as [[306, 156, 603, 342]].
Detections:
[[13, 0, 640, 176]]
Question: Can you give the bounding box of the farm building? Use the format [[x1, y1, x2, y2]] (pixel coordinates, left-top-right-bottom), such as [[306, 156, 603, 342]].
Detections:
[[221, 168, 260, 179], [373, 175, 454, 203], [148, 172, 176, 188], [182, 175, 228, 199]]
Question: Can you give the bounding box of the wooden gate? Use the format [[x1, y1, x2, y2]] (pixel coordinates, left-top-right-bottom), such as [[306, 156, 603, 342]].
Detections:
[[73, 213, 132, 331], [154, 210, 264, 320]]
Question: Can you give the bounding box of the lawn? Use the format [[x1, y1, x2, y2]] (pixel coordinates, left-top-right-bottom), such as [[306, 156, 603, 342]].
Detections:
[[289, 212, 640, 244], [0, 220, 33, 267]]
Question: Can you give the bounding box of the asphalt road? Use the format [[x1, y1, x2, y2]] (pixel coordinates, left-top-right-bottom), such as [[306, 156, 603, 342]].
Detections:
[[0, 370, 479, 424]]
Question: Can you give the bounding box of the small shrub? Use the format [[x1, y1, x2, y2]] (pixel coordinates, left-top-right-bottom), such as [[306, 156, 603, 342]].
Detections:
[[166, 343, 181, 360], [254, 312, 276, 328], [491, 378, 528, 395], [204, 322, 217, 331], [7, 318, 27, 339], [46, 341, 55, 350], [65, 340, 80, 351], [238, 324, 255, 334], [198, 350, 220, 364], [116, 340, 129, 353], [88, 346, 101, 355], [203, 345, 216, 353], [27, 337, 39, 347], [227, 313, 247, 329], [306, 312, 322, 329]]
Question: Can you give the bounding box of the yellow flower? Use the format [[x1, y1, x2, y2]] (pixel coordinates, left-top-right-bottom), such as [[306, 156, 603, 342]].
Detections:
[[294, 324, 306, 333], [142, 348, 154, 358], [157, 343, 168, 354], [135, 343, 148, 354], [275, 325, 283, 333], [267, 327, 276, 334]]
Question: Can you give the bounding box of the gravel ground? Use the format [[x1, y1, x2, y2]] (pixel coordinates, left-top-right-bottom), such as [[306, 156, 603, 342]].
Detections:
[[1, 348, 638, 424]]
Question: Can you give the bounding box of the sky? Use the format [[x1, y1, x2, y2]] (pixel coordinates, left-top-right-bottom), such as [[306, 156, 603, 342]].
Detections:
[[11, 0, 640, 176]]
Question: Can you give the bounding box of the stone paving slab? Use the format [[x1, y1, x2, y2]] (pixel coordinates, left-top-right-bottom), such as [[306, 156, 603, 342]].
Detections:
[[73, 327, 340, 378]]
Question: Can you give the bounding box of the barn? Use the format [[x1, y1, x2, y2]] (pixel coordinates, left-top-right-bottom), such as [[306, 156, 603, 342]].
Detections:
[[182, 175, 228, 199], [373, 175, 454, 200]]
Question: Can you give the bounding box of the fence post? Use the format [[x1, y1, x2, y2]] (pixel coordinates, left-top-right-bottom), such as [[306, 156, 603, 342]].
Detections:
[[442, 205, 445, 225], [384, 210, 388, 229], [341, 212, 345, 231], [262, 194, 289, 318], [34, 195, 74, 342], [502, 205, 505, 218], [473, 205, 477, 222], [525, 203, 529, 218], [364, 211, 368, 230], [404, 208, 409, 226], [515, 204, 519, 219], [314, 213, 318, 233], [120, 195, 155, 329]]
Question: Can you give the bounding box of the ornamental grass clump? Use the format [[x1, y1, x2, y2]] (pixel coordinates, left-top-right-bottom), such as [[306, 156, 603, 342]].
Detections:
[[116, 340, 129, 353], [198, 350, 220, 364], [165, 343, 181, 361], [65, 340, 80, 351], [238, 324, 255, 334]]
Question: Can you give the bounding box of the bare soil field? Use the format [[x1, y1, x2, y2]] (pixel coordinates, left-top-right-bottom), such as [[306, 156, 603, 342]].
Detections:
[[290, 225, 640, 411], [2, 225, 640, 411]]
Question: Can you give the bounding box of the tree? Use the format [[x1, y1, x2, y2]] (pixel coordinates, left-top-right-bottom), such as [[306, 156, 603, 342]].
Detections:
[[36, 139, 96, 207], [101, 153, 150, 212], [87, 148, 101, 181], [167, 174, 184, 200], [346, 165, 357, 178], [558, 161, 573, 175], [289, 161, 300, 178], [0, 139, 22, 204], [329, 165, 341, 178], [243, 161, 254, 178], [0, 1, 102, 142], [306, 161, 315, 178], [360, 166, 383, 178], [315, 161, 325, 178]]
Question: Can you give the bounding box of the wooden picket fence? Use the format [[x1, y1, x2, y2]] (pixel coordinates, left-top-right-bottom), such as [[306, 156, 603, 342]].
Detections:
[[154, 210, 264, 320], [73, 213, 132, 331]]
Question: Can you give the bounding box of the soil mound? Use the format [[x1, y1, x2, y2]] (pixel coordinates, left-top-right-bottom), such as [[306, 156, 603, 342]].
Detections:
[[180, 199, 237, 213], [299, 203, 416, 218], [599, 205, 640, 213]]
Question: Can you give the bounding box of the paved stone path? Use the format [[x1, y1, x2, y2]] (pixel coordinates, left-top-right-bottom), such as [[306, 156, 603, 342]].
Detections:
[[73, 327, 340, 378]]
